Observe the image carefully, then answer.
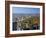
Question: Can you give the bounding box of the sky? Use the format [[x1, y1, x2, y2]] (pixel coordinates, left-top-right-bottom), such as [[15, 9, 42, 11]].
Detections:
[[12, 7, 40, 14]]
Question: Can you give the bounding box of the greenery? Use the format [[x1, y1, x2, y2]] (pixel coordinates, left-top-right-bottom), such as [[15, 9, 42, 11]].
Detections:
[[19, 16, 40, 29]]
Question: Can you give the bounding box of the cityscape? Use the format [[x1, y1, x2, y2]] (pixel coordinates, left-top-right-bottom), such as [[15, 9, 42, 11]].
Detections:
[[12, 14, 40, 31], [12, 7, 40, 31]]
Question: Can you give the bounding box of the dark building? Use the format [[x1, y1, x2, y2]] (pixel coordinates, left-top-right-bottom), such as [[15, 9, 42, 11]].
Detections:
[[12, 22, 17, 31]]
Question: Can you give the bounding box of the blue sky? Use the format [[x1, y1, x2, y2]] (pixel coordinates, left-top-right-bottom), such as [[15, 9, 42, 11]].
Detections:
[[12, 7, 40, 14]]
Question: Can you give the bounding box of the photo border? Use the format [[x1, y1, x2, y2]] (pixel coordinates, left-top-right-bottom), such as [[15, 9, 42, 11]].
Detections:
[[10, 4, 42, 34], [5, 1, 45, 37]]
